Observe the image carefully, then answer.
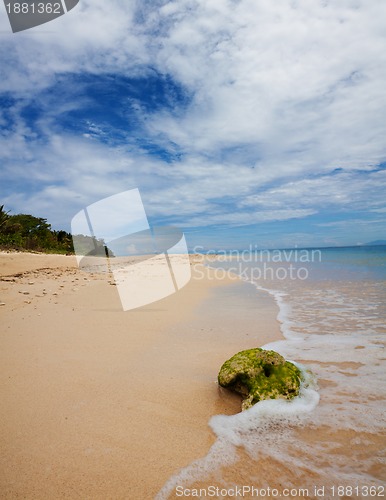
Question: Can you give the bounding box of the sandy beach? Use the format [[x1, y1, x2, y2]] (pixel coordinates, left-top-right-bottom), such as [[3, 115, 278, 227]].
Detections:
[[0, 251, 281, 499]]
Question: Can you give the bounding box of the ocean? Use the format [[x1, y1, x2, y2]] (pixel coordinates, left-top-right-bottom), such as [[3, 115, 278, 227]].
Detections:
[[157, 245, 386, 499]]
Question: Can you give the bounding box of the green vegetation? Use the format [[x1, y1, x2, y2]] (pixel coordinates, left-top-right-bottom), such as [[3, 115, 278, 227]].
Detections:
[[0, 204, 74, 254], [218, 347, 302, 411]]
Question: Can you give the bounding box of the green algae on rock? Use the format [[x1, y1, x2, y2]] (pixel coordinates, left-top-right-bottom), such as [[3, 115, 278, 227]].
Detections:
[[218, 348, 302, 411]]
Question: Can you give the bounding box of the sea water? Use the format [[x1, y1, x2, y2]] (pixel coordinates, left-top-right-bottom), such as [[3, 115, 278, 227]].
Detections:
[[157, 246, 386, 499]]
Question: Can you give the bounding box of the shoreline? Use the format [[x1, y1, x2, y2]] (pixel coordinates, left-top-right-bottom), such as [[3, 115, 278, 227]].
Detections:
[[0, 251, 282, 498]]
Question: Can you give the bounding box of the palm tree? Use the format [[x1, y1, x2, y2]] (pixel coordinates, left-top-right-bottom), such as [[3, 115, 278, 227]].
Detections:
[[0, 205, 9, 232]]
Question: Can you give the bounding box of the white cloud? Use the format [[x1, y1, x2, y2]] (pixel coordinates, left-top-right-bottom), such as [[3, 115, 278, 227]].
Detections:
[[185, 208, 317, 228], [317, 218, 386, 228], [145, 0, 386, 172], [0, 0, 148, 93], [241, 170, 386, 212], [1, 0, 386, 240]]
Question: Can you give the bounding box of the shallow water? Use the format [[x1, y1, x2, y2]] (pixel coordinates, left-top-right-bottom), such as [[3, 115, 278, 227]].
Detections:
[[157, 246, 386, 499]]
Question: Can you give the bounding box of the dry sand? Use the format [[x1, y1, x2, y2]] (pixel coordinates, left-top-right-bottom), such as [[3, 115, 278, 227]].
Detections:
[[0, 251, 281, 499]]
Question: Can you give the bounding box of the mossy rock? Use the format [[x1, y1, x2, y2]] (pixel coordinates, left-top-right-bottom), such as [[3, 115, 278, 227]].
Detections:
[[218, 348, 302, 411]]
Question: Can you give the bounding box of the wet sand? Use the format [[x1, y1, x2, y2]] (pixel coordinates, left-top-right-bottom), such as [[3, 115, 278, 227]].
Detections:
[[0, 252, 281, 499]]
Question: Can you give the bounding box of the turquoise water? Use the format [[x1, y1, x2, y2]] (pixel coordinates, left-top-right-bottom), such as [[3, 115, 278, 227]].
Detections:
[[157, 245, 386, 497], [205, 244, 386, 281], [305, 245, 386, 281]]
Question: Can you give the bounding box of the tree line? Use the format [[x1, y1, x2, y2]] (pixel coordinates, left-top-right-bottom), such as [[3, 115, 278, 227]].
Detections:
[[0, 204, 74, 254]]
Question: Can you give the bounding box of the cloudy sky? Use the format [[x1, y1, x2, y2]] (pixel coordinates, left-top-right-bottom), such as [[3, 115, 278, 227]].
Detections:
[[1, 0, 386, 250]]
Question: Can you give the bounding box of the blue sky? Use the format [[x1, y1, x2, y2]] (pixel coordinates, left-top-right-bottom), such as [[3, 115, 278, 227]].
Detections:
[[1, 0, 386, 250]]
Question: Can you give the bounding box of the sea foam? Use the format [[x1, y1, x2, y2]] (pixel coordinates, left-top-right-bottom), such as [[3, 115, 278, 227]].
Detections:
[[157, 255, 385, 497], [156, 364, 319, 500]]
